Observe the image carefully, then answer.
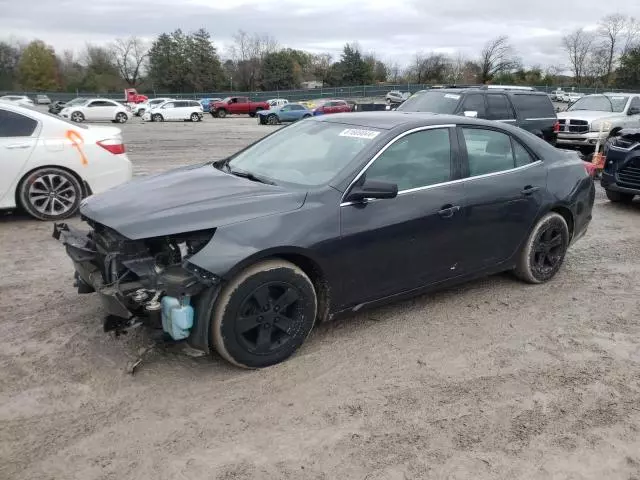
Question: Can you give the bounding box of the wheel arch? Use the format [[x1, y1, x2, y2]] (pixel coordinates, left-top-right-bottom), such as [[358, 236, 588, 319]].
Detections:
[[548, 204, 575, 240], [15, 164, 89, 209]]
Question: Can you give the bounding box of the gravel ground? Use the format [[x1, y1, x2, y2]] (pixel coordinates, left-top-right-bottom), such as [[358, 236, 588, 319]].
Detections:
[[1, 116, 640, 480]]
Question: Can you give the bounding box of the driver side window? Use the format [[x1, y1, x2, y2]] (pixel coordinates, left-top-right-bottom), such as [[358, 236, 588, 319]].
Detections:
[[364, 128, 452, 192], [629, 97, 640, 113]]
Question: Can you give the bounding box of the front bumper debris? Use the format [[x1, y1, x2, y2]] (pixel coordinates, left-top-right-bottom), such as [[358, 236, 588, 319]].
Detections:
[[53, 222, 217, 338]]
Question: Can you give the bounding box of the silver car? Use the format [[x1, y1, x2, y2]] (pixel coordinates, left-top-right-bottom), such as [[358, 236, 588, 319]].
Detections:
[[385, 90, 410, 104]]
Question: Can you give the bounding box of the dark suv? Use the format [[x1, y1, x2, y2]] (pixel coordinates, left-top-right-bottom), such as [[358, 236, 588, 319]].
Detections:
[[397, 87, 559, 145], [601, 128, 640, 203]]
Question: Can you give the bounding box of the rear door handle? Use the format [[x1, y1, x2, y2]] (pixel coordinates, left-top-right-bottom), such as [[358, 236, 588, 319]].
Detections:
[[521, 186, 541, 195], [438, 204, 461, 218], [5, 143, 32, 149]]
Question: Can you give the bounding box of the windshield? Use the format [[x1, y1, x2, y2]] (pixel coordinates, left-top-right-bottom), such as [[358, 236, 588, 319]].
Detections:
[[568, 95, 629, 112], [65, 98, 88, 107], [227, 120, 382, 186], [396, 91, 460, 113], [221, 97, 231, 103]]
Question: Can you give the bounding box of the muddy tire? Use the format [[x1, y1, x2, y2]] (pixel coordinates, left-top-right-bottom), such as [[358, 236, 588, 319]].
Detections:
[[211, 259, 317, 369], [605, 189, 634, 203], [514, 212, 570, 284], [18, 167, 83, 221]]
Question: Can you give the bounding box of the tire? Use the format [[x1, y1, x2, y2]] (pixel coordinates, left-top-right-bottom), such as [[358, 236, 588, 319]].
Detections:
[[216, 109, 227, 118], [137, 109, 145, 117], [514, 212, 570, 284], [70, 111, 84, 123], [152, 114, 163, 122], [18, 167, 83, 221], [386, 98, 391, 105], [302, 114, 311, 119], [249, 112, 256, 118], [267, 114, 279, 125], [605, 189, 634, 203], [211, 112, 218, 118], [211, 259, 317, 369], [190, 113, 200, 122], [115, 112, 128, 123]]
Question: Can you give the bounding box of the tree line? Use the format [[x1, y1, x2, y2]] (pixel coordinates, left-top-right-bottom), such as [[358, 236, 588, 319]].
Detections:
[[1, 14, 638, 94]]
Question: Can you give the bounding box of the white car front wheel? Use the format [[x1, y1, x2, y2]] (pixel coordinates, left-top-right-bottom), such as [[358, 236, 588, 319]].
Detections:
[[70, 111, 84, 123]]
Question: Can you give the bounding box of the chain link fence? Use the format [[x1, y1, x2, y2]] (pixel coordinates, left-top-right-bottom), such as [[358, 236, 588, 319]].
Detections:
[[3, 84, 639, 103]]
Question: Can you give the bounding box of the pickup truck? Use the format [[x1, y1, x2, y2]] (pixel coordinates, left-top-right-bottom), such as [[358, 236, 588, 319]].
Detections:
[[210, 97, 270, 118], [557, 93, 640, 156], [124, 88, 148, 104]]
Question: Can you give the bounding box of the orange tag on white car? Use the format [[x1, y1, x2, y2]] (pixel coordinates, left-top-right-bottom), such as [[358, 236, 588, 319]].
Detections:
[[66, 130, 88, 166]]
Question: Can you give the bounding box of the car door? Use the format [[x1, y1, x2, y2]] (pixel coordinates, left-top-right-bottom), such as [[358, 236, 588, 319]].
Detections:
[[278, 105, 293, 121], [624, 96, 640, 127], [0, 108, 39, 207], [339, 126, 467, 305], [83, 100, 103, 121], [160, 102, 176, 120], [172, 101, 186, 119], [457, 126, 546, 272]]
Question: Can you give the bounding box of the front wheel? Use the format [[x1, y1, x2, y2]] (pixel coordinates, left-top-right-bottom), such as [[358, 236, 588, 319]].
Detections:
[[514, 212, 569, 284], [115, 112, 128, 123], [211, 259, 317, 369], [605, 190, 635, 203], [267, 114, 279, 125], [190, 113, 200, 122], [70, 111, 84, 123], [152, 114, 163, 122], [216, 109, 227, 118], [18, 167, 83, 221]]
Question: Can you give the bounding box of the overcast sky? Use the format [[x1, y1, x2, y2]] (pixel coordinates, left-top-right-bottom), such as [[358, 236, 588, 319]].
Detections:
[[1, 0, 638, 68]]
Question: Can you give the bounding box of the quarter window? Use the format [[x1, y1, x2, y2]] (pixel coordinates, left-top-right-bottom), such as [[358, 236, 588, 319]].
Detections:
[[462, 128, 515, 176], [365, 128, 452, 191], [513, 140, 534, 167], [0, 109, 38, 137]]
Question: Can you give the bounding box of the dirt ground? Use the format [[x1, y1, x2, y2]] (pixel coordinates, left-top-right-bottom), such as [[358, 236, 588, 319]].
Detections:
[[1, 116, 640, 480]]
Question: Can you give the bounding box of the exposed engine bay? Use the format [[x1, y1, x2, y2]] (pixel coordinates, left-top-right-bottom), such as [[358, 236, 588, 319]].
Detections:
[[53, 221, 219, 342]]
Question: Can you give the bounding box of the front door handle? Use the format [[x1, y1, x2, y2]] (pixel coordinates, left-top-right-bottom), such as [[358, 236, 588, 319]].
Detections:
[[5, 143, 32, 149], [438, 204, 461, 218], [521, 185, 541, 196]]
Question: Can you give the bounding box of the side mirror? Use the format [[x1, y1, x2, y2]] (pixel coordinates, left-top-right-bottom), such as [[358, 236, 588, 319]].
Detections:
[[344, 179, 398, 203], [628, 107, 640, 115], [463, 110, 478, 118]]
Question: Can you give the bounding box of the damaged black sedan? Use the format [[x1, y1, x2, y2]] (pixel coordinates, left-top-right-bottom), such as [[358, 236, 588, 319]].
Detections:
[[55, 112, 595, 368]]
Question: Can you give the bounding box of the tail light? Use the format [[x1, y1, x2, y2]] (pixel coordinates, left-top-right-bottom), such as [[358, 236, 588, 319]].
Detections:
[[97, 138, 126, 155], [553, 121, 560, 133]]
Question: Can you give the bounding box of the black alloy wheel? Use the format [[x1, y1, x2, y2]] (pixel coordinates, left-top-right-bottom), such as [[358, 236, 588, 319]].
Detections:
[[515, 212, 569, 284], [212, 259, 317, 368]]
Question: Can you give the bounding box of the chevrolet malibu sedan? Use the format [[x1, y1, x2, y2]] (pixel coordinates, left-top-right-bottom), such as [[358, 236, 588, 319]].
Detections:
[[0, 102, 132, 220], [54, 112, 594, 368]]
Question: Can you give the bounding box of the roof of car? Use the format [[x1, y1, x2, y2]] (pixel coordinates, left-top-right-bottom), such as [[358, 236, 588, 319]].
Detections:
[[315, 111, 513, 130], [426, 87, 547, 96]]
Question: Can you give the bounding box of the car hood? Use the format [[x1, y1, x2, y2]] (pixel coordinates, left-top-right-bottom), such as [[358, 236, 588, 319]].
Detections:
[[558, 111, 621, 122], [80, 163, 307, 239]]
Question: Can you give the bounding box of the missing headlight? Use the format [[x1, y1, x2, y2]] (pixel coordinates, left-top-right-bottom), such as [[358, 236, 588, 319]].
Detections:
[[145, 229, 216, 268]]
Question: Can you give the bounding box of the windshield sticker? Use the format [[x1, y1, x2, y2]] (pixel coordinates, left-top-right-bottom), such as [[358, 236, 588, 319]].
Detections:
[[339, 128, 381, 140], [611, 96, 625, 100], [444, 94, 461, 100]]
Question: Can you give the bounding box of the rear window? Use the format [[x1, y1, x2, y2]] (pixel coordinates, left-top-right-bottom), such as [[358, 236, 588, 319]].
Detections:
[[0, 109, 38, 137], [510, 94, 555, 119]]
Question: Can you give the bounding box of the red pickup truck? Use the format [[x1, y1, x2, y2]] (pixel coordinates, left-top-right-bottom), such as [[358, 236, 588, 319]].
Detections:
[[210, 97, 270, 118]]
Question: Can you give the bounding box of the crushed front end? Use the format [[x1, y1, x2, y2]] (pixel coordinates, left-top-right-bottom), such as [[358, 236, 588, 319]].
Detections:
[[53, 221, 219, 345]]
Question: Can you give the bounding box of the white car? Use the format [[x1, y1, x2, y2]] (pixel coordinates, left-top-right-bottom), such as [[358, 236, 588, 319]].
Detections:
[[0, 102, 132, 220], [60, 98, 129, 124], [267, 98, 289, 109], [133, 98, 174, 116], [142, 100, 204, 122], [0, 95, 34, 107]]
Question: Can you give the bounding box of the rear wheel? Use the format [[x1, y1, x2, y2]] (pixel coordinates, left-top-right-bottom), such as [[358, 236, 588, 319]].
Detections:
[[211, 259, 317, 368], [18, 167, 83, 221], [514, 212, 569, 284], [152, 114, 163, 122], [606, 190, 635, 203]]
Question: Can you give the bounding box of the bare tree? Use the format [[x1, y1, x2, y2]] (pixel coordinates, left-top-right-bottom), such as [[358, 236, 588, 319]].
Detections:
[[622, 16, 640, 55], [598, 14, 626, 84], [447, 53, 468, 83], [562, 28, 595, 85], [385, 61, 401, 83], [228, 30, 279, 90], [111, 36, 148, 87], [478, 36, 519, 83]]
